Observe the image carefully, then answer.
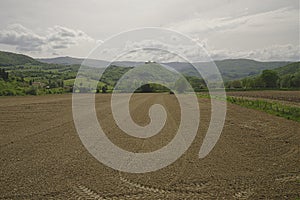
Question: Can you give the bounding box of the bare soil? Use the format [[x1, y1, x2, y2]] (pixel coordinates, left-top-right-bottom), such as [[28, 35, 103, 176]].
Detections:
[[0, 93, 299, 199]]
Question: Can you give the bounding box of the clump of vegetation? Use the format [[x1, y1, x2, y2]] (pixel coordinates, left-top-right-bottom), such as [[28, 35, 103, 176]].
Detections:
[[0, 65, 75, 96], [0, 51, 82, 96], [197, 93, 300, 122], [227, 96, 300, 122], [0, 68, 9, 80]]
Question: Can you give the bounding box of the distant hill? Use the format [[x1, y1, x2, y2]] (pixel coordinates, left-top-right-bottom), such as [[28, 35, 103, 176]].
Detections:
[[160, 59, 290, 81], [37, 56, 291, 81], [0, 51, 41, 66], [0, 50, 298, 96], [37, 56, 108, 68], [273, 62, 300, 76], [215, 59, 290, 79], [38, 56, 84, 65], [37, 57, 145, 68], [0, 50, 294, 81], [178, 59, 290, 81]]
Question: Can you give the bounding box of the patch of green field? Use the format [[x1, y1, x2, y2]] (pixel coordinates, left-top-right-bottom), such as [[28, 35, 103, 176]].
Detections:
[[227, 96, 300, 122], [65, 78, 108, 88], [197, 93, 300, 122]]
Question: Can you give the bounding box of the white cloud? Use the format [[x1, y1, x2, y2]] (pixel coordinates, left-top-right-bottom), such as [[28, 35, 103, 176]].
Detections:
[[99, 39, 211, 62], [0, 24, 45, 51], [96, 38, 300, 62], [210, 44, 300, 61], [0, 0, 298, 60], [0, 24, 95, 53], [47, 25, 94, 49], [167, 7, 295, 35]]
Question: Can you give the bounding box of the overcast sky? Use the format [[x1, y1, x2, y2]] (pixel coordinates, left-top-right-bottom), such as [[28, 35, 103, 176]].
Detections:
[[0, 0, 299, 61]]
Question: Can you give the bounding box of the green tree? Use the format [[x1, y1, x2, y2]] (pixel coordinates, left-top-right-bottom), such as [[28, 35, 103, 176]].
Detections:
[[291, 72, 300, 87], [26, 87, 38, 95], [174, 77, 188, 93], [0, 68, 9, 80], [140, 84, 152, 93], [102, 85, 108, 93], [279, 75, 291, 88], [185, 76, 206, 91], [260, 70, 279, 88], [230, 80, 242, 88], [253, 77, 265, 88], [241, 78, 255, 89]]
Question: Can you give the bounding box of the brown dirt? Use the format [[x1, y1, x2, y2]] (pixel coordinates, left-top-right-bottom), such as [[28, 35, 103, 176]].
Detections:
[[0, 93, 299, 199]]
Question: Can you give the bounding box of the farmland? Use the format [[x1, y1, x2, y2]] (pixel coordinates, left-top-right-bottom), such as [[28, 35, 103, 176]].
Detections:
[[225, 90, 300, 122], [226, 90, 300, 105], [0, 52, 299, 199], [0, 93, 299, 199], [1, 0, 299, 199]]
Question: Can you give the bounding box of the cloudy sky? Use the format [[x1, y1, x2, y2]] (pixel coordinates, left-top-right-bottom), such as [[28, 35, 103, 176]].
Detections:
[[0, 0, 299, 61]]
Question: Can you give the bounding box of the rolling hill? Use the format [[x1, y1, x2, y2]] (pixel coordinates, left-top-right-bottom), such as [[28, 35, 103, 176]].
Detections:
[[273, 62, 300, 76], [38, 56, 109, 68], [228, 61, 300, 89], [37, 57, 145, 68], [37, 55, 291, 81], [0, 51, 41, 66], [0, 50, 295, 82], [0, 50, 298, 95], [178, 59, 290, 81]]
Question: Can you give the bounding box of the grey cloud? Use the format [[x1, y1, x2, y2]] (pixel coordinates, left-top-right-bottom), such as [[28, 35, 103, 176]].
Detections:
[[0, 24, 45, 51], [210, 44, 300, 61], [0, 24, 95, 52], [47, 25, 94, 49], [106, 39, 211, 62], [99, 38, 300, 62], [168, 7, 295, 35], [0, 0, 298, 60], [51, 44, 69, 49]]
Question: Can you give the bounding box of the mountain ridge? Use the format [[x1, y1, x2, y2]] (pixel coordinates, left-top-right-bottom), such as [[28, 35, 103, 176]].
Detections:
[[0, 50, 294, 81], [0, 51, 41, 66]]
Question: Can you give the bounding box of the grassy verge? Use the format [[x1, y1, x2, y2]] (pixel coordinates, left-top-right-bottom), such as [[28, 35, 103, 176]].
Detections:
[[227, 97, 300, 122], [197, 93, 300, 122]]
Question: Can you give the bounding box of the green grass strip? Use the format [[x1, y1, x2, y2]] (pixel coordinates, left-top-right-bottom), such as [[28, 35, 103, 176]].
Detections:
[[197, 93, 300, 122], [227, 96, 300, 122]]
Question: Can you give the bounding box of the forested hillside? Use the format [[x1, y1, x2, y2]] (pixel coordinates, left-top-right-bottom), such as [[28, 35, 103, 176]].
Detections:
[[226, 62, 300, 89]]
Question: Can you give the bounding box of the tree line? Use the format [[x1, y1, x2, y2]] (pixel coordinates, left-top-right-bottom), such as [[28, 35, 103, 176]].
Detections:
[[0, 68, 9, 80], [226, 69, 300, 89]]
